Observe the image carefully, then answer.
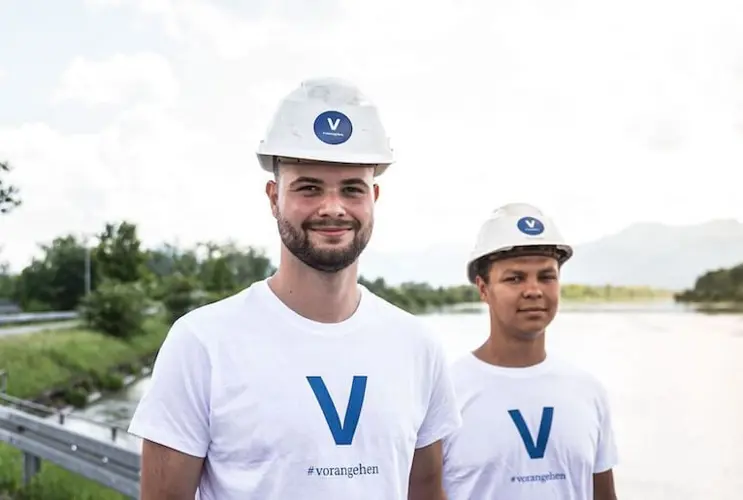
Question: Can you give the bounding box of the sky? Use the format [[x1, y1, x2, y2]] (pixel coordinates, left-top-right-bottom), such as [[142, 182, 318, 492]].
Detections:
[[1, 0, 743, 280]]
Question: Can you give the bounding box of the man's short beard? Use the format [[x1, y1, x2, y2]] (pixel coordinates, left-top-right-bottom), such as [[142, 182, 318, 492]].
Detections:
[[277, 214, 373, 273]]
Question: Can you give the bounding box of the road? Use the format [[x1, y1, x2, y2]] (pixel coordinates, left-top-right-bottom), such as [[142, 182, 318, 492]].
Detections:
[[0, 321, 80, 337]]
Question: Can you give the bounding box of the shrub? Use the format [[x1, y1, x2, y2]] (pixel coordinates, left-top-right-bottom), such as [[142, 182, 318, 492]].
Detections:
[[160, 273, 206, 324], [78, 280, 149, 339], [62, 387, 88, 408]]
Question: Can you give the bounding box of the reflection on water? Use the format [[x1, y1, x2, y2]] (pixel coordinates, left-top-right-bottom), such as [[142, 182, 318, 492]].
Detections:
[[67, 301, 743, 499], [62, 378, 151, 453]]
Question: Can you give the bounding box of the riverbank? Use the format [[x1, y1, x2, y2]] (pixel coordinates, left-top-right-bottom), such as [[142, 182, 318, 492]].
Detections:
[[682, 301, 743, 313], [561, 283, 675, 301], [0, 317, 169, 499]]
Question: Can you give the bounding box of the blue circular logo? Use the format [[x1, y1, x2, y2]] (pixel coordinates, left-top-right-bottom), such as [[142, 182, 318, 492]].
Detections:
[[517, 216, 545, 236], [313, 110, 353, 145]]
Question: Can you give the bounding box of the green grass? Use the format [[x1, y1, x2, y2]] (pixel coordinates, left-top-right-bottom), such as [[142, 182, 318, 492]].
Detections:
[[0, 318, 169, 499], [0, 461, 128, 500], [560, 283, 675, 302], [0, 319, 166, 399]]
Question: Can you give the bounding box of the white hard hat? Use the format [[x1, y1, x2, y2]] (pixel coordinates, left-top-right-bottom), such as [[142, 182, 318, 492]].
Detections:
[[466, 202, 573, 284], [256, 77, 395, 176]]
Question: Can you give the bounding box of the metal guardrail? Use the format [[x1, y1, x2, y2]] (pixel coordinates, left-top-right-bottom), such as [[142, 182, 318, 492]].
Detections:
[[0, 311, 79, 325], [0, 405, 141, 498], [0, 370, 141, 498], [0, 303, 165, 327]]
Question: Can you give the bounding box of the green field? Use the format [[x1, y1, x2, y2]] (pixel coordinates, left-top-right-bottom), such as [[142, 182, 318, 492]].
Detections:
[[561, 283, 674, 302], [0, 318, 169, 500]]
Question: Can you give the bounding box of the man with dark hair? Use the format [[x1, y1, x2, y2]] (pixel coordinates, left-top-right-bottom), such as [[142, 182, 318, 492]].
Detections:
[[442, 202, 619, 500]]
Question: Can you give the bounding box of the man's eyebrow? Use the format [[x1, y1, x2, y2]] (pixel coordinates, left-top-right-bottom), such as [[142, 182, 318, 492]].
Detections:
[[340, 178, 369, 186], [289, 176, 324, 186], [501, 267, 558, 274], [289, 177, 370, 187], [501, 268, 525, 275]]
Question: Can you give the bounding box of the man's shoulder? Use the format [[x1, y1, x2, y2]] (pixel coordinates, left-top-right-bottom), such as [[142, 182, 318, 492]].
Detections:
[[174, 281, 265, 341], [179, 289, 246, 323], [362, 288, 441, 344], [362, 286, 429, 325], [554, 358, 605, 382], [549, 358, 612, 403]]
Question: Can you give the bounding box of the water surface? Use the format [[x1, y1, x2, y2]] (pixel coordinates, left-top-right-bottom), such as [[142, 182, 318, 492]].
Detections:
[[68, 301, 743, 499]]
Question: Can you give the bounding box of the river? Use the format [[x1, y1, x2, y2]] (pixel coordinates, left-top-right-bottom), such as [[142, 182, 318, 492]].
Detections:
[[64, 301, 743, 499]]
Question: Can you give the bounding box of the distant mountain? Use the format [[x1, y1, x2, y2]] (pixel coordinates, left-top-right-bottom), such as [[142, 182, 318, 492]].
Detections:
[[358, 219, 743, 291], [560, 219, 743, 291], [359, 244, 471, 288]]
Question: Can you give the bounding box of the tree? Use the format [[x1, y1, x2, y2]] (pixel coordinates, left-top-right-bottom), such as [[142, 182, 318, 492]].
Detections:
[[0, 161, 21, 214], [197, 242, 274, 296], [675, 262, 743, 303], [13, 235, 93, 311], [0, 258, 16, 299], [160, 273, 204, 324], [79, 280, 150, 339], [358, 276, 480, 313], [145, 240, 275, 301], [8, 217, 489, 317], [93, 221, 147, 284], [144, 243, 200, 279]]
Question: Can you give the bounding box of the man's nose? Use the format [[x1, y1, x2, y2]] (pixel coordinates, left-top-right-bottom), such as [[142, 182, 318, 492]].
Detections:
[[317, 192, 347, 218], [522, 280, 544, 298]]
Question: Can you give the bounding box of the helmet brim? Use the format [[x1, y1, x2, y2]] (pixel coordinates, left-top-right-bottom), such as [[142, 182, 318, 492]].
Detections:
[[466, 244, 573, 284]]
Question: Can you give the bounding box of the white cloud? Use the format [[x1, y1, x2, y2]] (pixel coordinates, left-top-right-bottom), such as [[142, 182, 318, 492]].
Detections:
[[88, 0, 470, 60], [51, 53, 179, 108], [85, 0, 125, 5], [0, 105, 276, 271], [3, 0, 743, 274]]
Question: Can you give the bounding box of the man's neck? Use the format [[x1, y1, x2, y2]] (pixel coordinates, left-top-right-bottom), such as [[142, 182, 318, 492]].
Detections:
[[473, 329, 547, 368], [267, 254, 361, 324]]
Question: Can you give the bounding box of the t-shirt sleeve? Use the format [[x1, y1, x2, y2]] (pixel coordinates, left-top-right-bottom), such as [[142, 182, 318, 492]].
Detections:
[[594, 382, 619, 473], [415, 339, 463, 449], [127, 317, 212, 458]]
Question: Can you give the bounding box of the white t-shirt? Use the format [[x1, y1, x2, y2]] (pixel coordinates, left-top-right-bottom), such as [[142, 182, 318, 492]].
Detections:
[[442, 353, 618, 500], [127, 278, 462, 499]]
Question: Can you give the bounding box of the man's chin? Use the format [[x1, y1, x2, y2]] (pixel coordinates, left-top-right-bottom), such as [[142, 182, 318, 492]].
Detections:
[[513, 324, 547, 341], [307, 229, 353, 243], [307, 240, 355, 257], [303, 255, 358, 274]]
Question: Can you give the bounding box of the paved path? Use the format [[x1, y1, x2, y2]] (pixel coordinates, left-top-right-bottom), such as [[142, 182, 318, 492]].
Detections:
[[0, 321, 80, 338]]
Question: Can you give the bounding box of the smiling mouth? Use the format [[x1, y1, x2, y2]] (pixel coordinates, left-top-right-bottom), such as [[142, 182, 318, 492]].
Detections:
[[518, 308, 547, 313], [310, 227, 352, 235]]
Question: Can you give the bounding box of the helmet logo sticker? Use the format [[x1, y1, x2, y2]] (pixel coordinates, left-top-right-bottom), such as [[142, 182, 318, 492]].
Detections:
[[313, 110, 353, 145], [517, 216, 545, 236]]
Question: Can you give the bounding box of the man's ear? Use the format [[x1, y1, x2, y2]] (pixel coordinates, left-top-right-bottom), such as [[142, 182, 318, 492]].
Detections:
[[474, 275, 489, 302], [373, 183, 380, 202], [266, 180, 279, 219]]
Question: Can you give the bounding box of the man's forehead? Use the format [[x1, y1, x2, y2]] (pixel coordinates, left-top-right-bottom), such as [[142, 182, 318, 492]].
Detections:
[[279, 162, 375, 183], [492, 255, 559, 272]]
